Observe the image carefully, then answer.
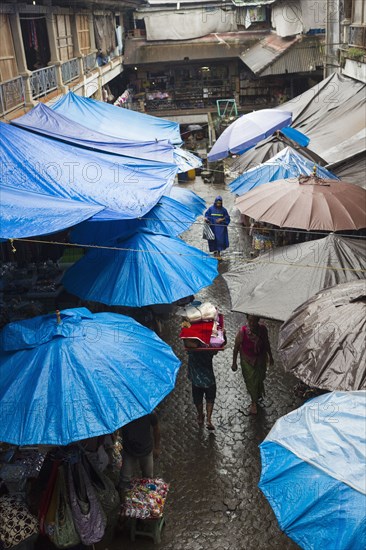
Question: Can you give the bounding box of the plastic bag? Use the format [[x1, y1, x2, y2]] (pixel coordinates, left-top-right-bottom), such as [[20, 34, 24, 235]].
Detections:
[[67, 461, 106, 545], [82, 454, 120, 518], [178, 302, 218, 322], [202, 223, 215, 240], [51, 466, 80, 549]]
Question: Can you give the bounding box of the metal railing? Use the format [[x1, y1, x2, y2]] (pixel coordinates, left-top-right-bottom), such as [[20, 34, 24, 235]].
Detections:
[[30, 65, 58, 99], [83, 52, 97, 73], [61, 57, 80, 84], [0, 75, 25, 116]]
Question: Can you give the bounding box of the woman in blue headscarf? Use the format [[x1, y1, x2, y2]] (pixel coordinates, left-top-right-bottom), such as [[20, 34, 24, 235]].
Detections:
[[204, 196, 230, 260]]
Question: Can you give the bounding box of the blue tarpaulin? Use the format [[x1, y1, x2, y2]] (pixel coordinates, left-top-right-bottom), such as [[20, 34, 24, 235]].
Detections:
[[169, 186, 206, 216], [1, 122, 177, 218], [62, 230, 218, 307], [0, 185, 104, 239], [229, 146, 339, 195], [0, 308, 181, 445], [259, 391, 366, 550], [280, 126, 310, 147], [13, 103, 201, 172], [52, 91, 182, 145], [71, 195, 197, 244], [13, 103, 176, 164]]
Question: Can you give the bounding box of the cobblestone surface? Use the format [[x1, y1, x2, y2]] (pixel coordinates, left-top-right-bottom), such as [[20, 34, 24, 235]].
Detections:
[[110, 177, 302, 550]]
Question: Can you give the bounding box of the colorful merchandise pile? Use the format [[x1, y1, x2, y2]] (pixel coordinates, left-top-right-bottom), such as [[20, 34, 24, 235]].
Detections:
[[178, 302, 225, 351], [122, 478, 169, 519]]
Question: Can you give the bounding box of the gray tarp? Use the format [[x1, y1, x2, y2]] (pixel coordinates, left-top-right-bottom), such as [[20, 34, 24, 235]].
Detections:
[[222, 234, 366, 321], [278, 280, 366, 391], [231, 73, 366, 175], [329, 151, 366, 189]]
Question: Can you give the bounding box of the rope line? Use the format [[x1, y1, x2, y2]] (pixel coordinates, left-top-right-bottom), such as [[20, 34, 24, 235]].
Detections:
[[9, 238, 366, 274]]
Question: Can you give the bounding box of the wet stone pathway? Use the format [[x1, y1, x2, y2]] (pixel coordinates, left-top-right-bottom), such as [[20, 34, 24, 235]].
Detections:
[[111, 177, 302, 550]]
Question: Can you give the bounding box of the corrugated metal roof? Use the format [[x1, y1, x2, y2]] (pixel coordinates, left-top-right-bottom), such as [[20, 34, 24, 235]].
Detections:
[[240, 35, 324, 75], [261, 41, 324, 75], [240, 34, 299, 73]]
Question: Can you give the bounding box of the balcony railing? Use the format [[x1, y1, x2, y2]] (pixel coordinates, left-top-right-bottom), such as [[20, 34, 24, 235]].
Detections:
[[83, 52, 97, 73], [0, 75, 25, 116], [61, 57, 80, 84], [30, 65, 58, 99]]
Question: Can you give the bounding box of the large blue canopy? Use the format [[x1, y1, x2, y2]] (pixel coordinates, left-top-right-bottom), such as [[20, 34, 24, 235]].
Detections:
[[0, 308, 180, 445], [259, 391, 366, 550], [229, 146, 339, 195], [62, 230, 218, 307], [13, 103, 201, 172], [13, 103, 176, 164], [71, 195, 197, 245], [1, 123, 177, 218], [52, 91, 182, 145], [0, 185, 104, 239]]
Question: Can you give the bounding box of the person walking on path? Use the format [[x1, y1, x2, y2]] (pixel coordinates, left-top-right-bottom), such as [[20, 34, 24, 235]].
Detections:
[[187, 332, 226, 430], [231, 316, 274, 415], [119, 412, 160, 489], [204, 196, 230, 260]]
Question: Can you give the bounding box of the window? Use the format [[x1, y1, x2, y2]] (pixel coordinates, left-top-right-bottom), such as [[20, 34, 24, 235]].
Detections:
[[56, 14, 73, 61], [76, 15, 91, 55], [353, 0, 365, 24], [0, 15, 18, 81]]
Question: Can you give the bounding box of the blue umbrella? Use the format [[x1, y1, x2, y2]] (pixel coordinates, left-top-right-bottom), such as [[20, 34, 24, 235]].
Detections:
[[70, 195, 197, 245], [208, 109, 292, 161], [229, 146, 339, 195], [0, 308, 180, 445], [259, 391, 366, 550], [62, 230, 218, 307], [169, 186, 206, 216]]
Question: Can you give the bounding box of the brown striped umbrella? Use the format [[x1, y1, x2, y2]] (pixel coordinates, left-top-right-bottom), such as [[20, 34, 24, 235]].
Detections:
[[235, 175, 366, 231]]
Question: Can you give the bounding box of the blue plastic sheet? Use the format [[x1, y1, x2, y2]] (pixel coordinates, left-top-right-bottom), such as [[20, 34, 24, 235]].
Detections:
[[71, 195, 197, 244], [52, 91, 182, 145], [169, 186, 206, 216], [1, 122, 177, 218], [173, 147, 202, 173], [0, 308, 181, 445], [13, 103, 176, 164], [280, 126, 310, 147], [13, 103, 201, 172], [62, 230, 218, 307], [229, 146, 338, 195], [0, 185, 104, 239], [259, 392, 366, 550]]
